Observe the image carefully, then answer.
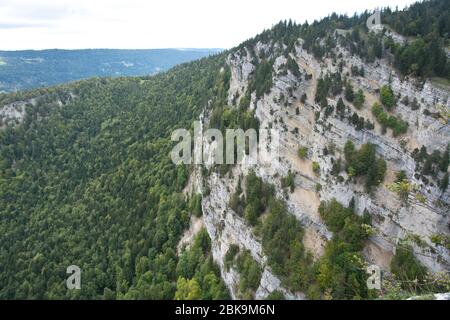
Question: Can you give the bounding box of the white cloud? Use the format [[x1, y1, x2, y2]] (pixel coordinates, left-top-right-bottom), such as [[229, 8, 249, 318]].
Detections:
[[0, 0, 419, 50]]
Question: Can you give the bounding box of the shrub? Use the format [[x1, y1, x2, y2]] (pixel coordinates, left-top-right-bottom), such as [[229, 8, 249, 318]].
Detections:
[[312, 162, 321, 175], [380, 85, 395, 110], [190, 193, 203, 217], [344, 141, 386, 191], [298, 146, 308, 159], [430, 234, 450, 249], [245, 204, 258, 226], [389, 180, 416, 203], [345, 83, 354, 102], [371, 102, 408, 136], [266, 290, 285, 300], [286, 56, 301, 78], [235, 250, 262, 297], [261, 200, 314, 292], [249, 60, 274, 98], [336, 97, 346, 117], [281, 171, 296, 193], [353, 89, 365, 109], [316, 199, 373, 299], [243, 171, 275, 225], [390, 246, 428, 292]]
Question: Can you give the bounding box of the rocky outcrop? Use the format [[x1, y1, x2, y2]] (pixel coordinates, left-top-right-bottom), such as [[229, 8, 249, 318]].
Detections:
[[0, 100, 30, 126], [0, 92, 77, 127], [189, 34, 449, 299], [407, 292, 450, 300]]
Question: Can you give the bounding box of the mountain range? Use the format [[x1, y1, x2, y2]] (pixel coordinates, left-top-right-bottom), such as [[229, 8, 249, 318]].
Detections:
[[0, 48, 221, 92]]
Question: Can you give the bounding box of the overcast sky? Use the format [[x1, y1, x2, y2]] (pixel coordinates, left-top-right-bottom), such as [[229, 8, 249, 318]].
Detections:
[[0, 0, 419, 50]]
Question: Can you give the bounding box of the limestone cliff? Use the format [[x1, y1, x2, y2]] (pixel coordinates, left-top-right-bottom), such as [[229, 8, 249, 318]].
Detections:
[[186, 26, 450, 299]]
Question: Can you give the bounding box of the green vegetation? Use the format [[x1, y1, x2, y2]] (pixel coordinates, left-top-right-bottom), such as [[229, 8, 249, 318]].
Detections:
[[312, 162, 321, 175], [351, 65, 365, 77], [430, 234, 450, 250], [239, 176, 369, 300], [235, 250, 262, 299], [317, 199, 373, 299], [331, 158, 342, 177], [224, 246, 262, 299], [383, 1, 449, 41], [286, 56, 301, 78], [380, 85, 395, 110], [281, 171, 296, 193], [411, 144, 449, 189], [339, 27, 383, 63], [372, 102, 408, 136], [261, 200, 314, 292], [350, 112, 374, 131], [387, 239, 449, 297], [385, 36, 449, 79], [190, 193, 203, 217], [175, 229, 230, 300], [207, 102, 259, 175], [353, 89, 365, 109], [248, 59, 274, 99], [441, 173, 449, 192], [266, 291, 285, 300], [231, 174, 316, 294], [0, 52, 230, 299], [298, 146, 308, 159], [239, 171, 274, 226], [336, 97, 346, 118], [344, 141, 387, 191], [396, 170, 407, 183], [245, 1, 449, 81], [389, 180, 415, 203], [315, 72, 343, 107], [1, 0, 448, 301], [390, 246, 428, 292], [342, 1, 450, 80], [175, 278, 201, 300], [345, 83, 354, 102]]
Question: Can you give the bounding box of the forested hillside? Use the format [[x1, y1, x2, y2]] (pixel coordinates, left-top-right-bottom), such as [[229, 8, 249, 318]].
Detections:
[[0, 54, 231, 299], [0, 0, 449, 300]]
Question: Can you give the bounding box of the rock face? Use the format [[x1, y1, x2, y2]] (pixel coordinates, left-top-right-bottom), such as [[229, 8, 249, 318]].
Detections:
[[0, 100, 29, 126], [407, 292, 450, 300], [0, 92, 77, 128], [188, 34, 450, 299]]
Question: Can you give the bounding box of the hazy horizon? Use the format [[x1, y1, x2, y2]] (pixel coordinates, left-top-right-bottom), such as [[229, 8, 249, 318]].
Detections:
[[0, 48, 224, 52]]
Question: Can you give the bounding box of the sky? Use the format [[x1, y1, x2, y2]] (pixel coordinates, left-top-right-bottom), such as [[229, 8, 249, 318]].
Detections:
[[0, 0, 420, 50]]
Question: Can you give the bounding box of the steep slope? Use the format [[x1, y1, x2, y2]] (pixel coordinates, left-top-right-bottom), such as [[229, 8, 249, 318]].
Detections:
[[185, 2, 450, 300], [0, 55, 232, 299], [0, 0, 449, 300]]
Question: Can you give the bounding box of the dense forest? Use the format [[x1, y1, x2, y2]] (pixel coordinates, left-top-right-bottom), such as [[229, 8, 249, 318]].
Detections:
[[240, 0, 450, 80], [0, 0, 448, 300], [0, 54, 231, 299]]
